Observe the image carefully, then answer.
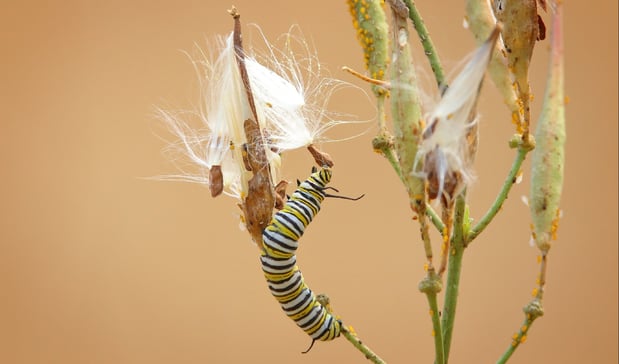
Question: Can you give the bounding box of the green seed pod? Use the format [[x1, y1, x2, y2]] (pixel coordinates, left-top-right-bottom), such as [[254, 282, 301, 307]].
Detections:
[[388, 0, 424, 206], [529, 5, 564, 252], [465, 0, 520, 125], [347, 0, 389, 96]]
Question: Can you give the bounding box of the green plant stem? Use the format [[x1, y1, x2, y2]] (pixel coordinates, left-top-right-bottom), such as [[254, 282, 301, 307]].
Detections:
[[441, 194, 467, 362], [420, 275, 444, 364], [419, 212, 435, 267], [496, 297, 544, 364], [342, 326, 387, 364], [497, 253, 548, 363], [468, 145, 529, 243], [427, 294, 445, 364], [401, 0, 445, 90], [426, 203, 445, 232], [379, 141, 402, 179], [373, 96, 403, 180]]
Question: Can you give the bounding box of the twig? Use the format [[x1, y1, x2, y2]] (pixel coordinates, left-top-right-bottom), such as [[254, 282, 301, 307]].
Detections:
[[342, 66, 391, 89], [440, 193, 467, 361], [419, 270, 444, 364], [468, 139, 533, 243], [341, 326, 387, 364], [496, 254, 547, 363], [426, 203, 445, 233], [417, 204, 435, 269], [401, 0, 446, 90]]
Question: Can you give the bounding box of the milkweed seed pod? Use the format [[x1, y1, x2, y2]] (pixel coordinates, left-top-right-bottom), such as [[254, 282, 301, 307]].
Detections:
[[159, 23, 355, 234], [465, 0, 520, 122], [416, 27, 500, 205], [529, 3, 564, 252], [347, 0, 389, 96], [493, 0, 544, 134], [389, 0, 425, 205]]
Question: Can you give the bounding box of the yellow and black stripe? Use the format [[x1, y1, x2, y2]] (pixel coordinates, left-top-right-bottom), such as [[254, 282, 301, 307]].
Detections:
[[260, 167, 342, 345]]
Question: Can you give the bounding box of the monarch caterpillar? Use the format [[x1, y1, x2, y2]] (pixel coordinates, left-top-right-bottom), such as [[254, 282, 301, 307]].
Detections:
[[261, 167, 360, 351]]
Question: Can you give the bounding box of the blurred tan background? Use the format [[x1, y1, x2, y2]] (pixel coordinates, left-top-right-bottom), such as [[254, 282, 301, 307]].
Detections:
[[1, 1, 616, 363]]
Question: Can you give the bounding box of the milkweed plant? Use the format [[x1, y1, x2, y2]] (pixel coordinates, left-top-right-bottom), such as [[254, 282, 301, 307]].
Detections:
[[157, 1, 565, 363]]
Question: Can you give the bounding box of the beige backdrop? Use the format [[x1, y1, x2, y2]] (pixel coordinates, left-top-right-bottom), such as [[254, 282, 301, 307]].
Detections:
[[1, 1, 617, 363]]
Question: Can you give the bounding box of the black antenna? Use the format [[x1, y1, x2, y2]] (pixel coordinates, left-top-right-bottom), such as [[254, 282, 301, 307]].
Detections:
[[301, 339, 316, 354], [319, 186, 365, 201], [324, 192, 366, 201]]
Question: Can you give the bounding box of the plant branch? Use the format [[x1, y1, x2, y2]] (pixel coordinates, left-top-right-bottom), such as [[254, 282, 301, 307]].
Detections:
[[496, 297, 544, 363], [401, 0, 446, 90], [425, 203, 445, 232], [441, 193, 467, 362], [342, 326, 387, 364], [419, 271, 444, 364], [468, 138, 533, 243], [371, 97, 403, 180], [417, 204, 435, 269], [497, 251, 548, 363]]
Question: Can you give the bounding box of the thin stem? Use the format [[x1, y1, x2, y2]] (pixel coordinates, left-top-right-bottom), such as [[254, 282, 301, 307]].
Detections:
[[401, 0, 446, 90], [342, 66, 391, 89], [381, 144, 403, 179], [535, 252, 548, 300], [426, 294, 445, 364], [426, 203, 445, 232], [468, 143, 531, 243], [419, 271, 444, 364], [496, 298, 544, 363], [497, 253, 548, 363], [372, 97, 403, 180], [427, 293, 445, 364], [417, 207, 435, 269], [441, 194, 467, 362], [496, 311, 537, 364], [437, 205, 454, 277], [342, 326, 387, 364]]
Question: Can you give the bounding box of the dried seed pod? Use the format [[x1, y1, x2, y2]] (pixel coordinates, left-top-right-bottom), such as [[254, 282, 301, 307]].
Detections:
[[208, 165, 224, 197], [231, 10, 276, 243], [417, 27, 500, 205], [307, 144, 334, 167], [493, 0, 542, 134], [273, 180, 289, 210], [242, 118, 276, 242]]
